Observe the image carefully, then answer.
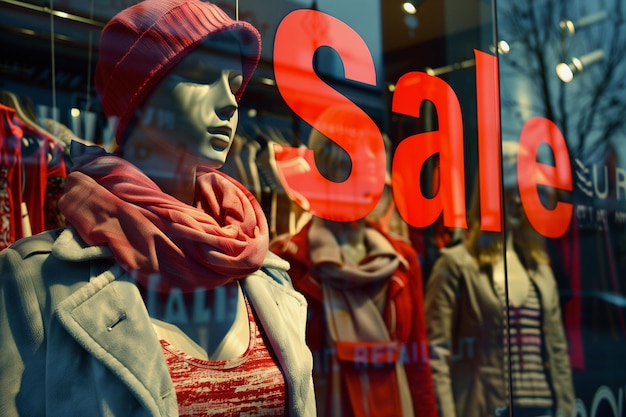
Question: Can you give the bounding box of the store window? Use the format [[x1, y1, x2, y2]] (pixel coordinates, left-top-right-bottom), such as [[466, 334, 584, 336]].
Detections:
[[0, 0, 624, 416], [497, 1, 626, 417]]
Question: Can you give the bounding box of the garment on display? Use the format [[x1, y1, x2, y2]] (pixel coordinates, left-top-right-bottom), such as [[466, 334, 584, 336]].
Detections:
[[0, 92, 67, 250], [2, 0, 624, 414], [270, 119, 438, 417], [0, 0, 316, 416], [424, 142, 576, 417]]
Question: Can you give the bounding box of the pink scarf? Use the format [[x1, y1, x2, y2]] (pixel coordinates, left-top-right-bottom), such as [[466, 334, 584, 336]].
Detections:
[[58, 143, 268, 293]]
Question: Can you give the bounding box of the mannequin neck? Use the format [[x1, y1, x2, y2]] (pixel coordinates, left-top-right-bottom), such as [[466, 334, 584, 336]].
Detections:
[[317, 217, 367, 264], [121, 130, 197, 204], [145, 281, 249, 360]]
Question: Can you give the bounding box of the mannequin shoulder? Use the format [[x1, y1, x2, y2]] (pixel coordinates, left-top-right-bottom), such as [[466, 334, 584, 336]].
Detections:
[[4, 229, 61, 259], [0, 230, 61, 285], [0, 228, 104, 294], [257, 251, 293, 287], [429, 243, 478, 280], [438, 243, 474, 265], [241, 251, 309, 313], [0, 231, 64, 336]]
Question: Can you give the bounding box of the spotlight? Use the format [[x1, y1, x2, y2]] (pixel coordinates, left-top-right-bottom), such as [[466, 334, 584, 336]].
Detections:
[[497, 40, 510, 54], [489, 40, 511, 55], [402, 2, 417, 14], [556, 49, 604, 82], [560, 11, 607, 36]]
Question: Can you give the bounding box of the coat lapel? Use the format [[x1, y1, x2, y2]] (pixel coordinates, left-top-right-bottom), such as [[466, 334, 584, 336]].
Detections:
[[243, 272, 315, 417], [55, 265, 176, 416]]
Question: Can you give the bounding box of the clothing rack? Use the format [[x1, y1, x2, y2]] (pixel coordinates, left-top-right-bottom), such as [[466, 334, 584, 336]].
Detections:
[[0, 98, 68, 249]]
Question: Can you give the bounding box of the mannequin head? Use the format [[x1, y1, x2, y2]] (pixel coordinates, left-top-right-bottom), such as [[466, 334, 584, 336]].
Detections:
[[132, 33, 243, 166], [306, 105, 383, 223], [95, 0, 260, 145], [119, 34, 245, 201], [123, 34, 244, 182], [465, 141, 549, 269], [94, 0, 261, 201], [308, 122, 368, 237]]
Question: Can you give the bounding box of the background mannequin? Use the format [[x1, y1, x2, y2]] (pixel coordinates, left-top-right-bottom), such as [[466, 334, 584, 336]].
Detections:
[[270, 108, 438, 417], [0, 1, 315, 416], [424, 141, 575, 417]]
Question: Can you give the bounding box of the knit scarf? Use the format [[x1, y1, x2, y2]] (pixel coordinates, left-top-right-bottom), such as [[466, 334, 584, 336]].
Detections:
[[308, 219, 414, 417], [58, 142, 268, 293]]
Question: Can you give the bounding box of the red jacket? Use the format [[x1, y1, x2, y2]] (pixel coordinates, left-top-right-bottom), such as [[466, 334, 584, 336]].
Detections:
[[270, 220, 438, 417]]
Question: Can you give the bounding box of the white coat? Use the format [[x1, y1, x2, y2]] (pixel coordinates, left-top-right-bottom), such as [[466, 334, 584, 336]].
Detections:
[[0, 227, 316, 417]]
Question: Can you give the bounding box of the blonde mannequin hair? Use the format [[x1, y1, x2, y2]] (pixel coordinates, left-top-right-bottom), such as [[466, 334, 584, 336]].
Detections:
[[464, 141, 550, 270]]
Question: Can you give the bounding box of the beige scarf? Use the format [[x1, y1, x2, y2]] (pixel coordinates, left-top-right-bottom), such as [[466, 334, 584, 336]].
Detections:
[[308, 220, 414, 417]]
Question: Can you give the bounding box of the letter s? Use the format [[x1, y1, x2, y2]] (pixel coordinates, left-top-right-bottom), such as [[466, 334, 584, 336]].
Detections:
[[273, 9, 386, 221]]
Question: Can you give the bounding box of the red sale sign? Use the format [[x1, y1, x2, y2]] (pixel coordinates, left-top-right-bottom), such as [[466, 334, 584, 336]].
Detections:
[[272, 9, 573, 237], [273, 9, 386, 222]]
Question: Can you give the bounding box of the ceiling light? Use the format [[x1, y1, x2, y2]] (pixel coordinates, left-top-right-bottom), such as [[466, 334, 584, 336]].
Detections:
[[560, 10, 607, 36], [497, 40, 510, 54], [402, 2, 417, 14], [490, 40, 511, 54], [556, 49, 604, 83]]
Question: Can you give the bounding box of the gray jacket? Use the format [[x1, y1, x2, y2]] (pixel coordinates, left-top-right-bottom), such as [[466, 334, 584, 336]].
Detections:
[[424, 244, 575, 417], [0, 227, 316, 417]]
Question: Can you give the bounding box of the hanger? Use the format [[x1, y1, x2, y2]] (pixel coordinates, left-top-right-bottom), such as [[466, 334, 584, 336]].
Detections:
[[0, 91, 41, 132], [0, 90, 66, 148]]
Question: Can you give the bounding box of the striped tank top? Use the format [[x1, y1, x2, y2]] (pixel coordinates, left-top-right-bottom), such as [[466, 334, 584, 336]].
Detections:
[[494, 279, 554, 410], [160, 298, 286, 416]]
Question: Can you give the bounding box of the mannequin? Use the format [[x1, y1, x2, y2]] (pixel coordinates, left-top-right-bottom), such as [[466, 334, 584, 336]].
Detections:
[[270, 109, 438, 417], [119, 31, 252, 361], [424, 141, 575, 417], [0, 1, 315, 416]]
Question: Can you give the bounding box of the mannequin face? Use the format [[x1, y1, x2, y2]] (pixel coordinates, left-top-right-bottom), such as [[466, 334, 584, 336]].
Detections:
[[123, 34, 244, 201], [141, 35, 242, 166]]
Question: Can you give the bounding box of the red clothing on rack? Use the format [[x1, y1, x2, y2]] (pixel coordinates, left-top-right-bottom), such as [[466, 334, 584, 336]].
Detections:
[[0, 104, 25, 249], [0, 104, 67, 250], [20, 122, 67, 235]]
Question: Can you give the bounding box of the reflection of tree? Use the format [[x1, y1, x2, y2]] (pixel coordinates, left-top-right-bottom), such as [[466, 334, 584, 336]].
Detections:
[[497, 0, 626, 163], [498, 1, 626, 400]]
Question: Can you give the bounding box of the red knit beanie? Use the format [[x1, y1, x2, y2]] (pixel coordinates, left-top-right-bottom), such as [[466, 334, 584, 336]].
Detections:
[[95, 0, 261, 146]]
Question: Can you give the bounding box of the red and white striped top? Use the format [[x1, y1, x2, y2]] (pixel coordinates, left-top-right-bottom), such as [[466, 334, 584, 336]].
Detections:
[[160, 299, 286, 416]]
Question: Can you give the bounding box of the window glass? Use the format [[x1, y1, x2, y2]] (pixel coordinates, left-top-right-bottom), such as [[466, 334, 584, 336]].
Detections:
[[497, 1, 626, 416], [1, 0, 624, 416]]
